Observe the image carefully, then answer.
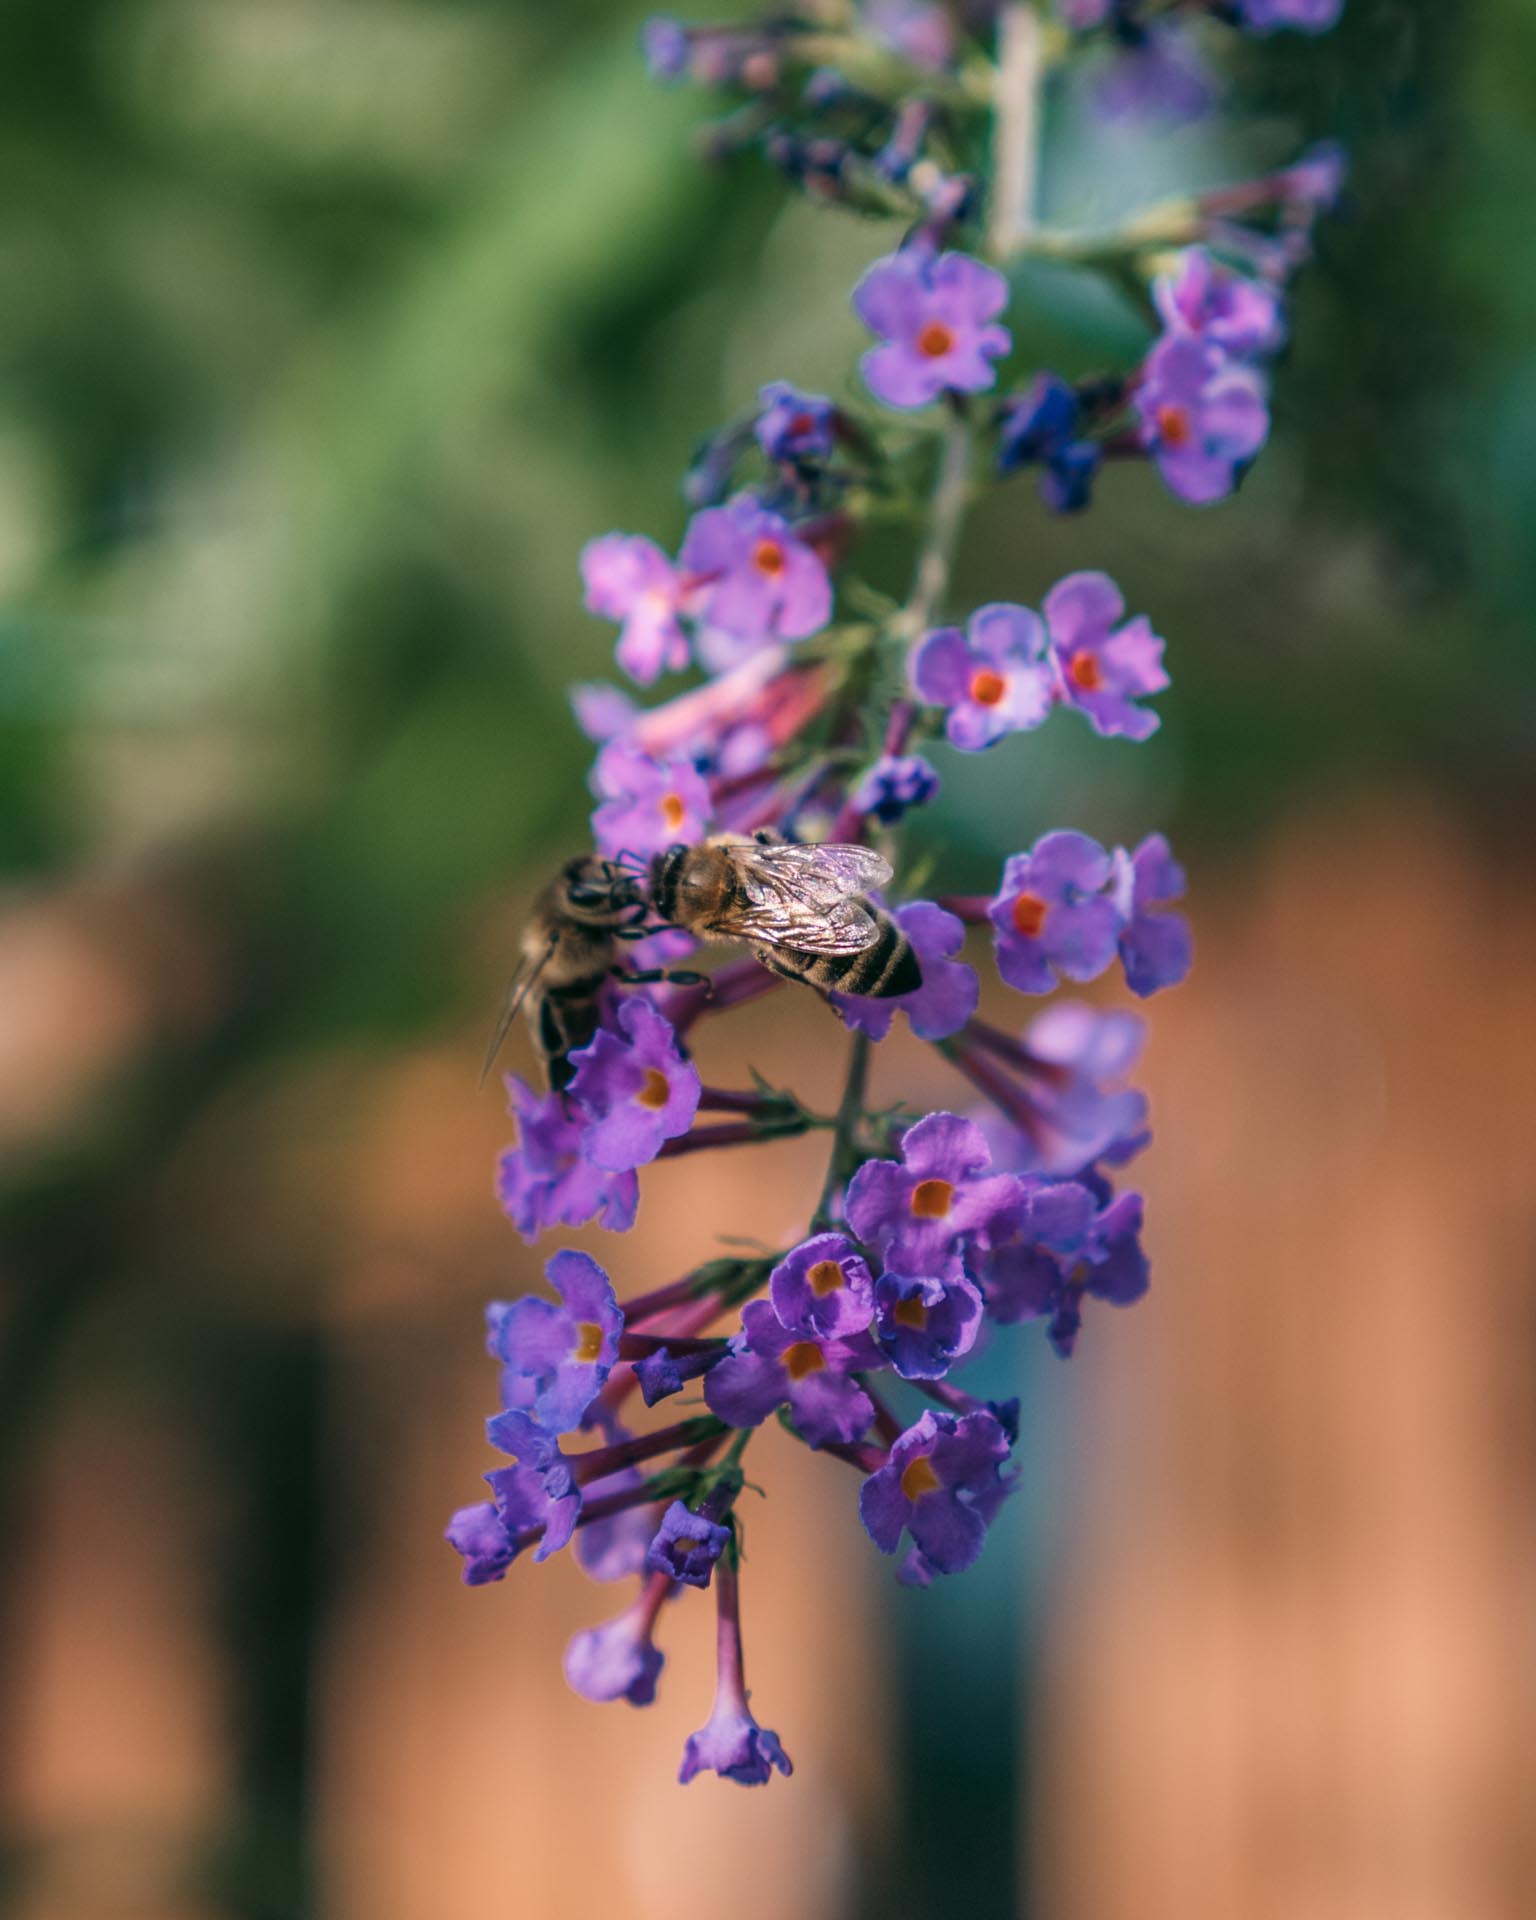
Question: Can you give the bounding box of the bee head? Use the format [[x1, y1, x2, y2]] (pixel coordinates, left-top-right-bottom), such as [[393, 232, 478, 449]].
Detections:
[[561, 856, 644, 925]]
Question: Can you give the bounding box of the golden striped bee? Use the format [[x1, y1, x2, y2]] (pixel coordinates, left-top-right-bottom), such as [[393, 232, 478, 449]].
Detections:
[[649, 831, 921, 999], [482, 855, 703, 1092]]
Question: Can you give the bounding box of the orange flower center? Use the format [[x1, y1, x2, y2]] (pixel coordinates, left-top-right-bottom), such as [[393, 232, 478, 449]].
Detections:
[[573, 1320, 605, 1364], [969, 668, 1007, 707], [916, 320, 955, 358], [1067, 651, 1103, 693], [658, 791, 687, 832], [783, 1341, 826, 1381], [901, 1455, 942, 1502], [808, 1259, 845, 1297], [1010, 891, 1049, 939], [909, 1178, 954, 1219], [891, 1294, 929, 1330], [1155, 403, 1191, 449], [790, 412, 815, 436], [752, 537, 786, 577], [636, 1068, 671, 1110]]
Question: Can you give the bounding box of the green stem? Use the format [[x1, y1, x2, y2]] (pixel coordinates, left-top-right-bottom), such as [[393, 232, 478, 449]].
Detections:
[[812, 1027, 872, 1231]]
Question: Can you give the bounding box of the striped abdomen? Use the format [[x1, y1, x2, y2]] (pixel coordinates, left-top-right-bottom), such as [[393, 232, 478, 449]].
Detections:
[[755, 905, 921, 999]]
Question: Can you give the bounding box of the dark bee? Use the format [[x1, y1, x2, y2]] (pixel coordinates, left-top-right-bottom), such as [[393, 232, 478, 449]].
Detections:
[[483, 855, 703, 1092], [649, 832, 922, 999]]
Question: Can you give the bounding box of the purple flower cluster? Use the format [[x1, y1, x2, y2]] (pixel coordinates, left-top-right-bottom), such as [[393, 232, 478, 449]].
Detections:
[[443, 0, 1343, 1789]]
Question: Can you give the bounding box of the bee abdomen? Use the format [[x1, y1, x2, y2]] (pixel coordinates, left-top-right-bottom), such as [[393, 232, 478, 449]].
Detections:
[[772, 911, 922, 1000]]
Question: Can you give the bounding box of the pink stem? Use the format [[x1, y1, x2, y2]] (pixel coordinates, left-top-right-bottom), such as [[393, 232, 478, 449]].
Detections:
[[657, 1120, 769, 1158], [572, 1415, 725, 1487]]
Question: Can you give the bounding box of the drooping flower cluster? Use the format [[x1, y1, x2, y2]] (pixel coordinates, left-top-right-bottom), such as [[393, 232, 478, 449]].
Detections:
[[446, 0, 1342, 1787]]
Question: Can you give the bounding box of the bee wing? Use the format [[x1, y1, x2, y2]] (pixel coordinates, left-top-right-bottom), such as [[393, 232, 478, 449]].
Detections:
[[713, 843, 887, 954], [478, 936, 556, 1087]]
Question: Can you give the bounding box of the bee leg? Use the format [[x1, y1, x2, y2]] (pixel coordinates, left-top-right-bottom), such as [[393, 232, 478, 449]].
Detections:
[[611, 966, 710, 988], [614, 923, 681, 942]]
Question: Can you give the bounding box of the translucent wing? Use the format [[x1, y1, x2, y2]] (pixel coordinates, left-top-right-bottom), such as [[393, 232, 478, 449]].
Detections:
[[710, 842, 888, 954], [478, 935, 556, 1086]]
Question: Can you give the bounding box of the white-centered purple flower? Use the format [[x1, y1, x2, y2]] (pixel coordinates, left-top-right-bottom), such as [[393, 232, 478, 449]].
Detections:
[[872, 1264, 984, 1379], [988, 831, 1123, 995], [484, 1249, 623, 1435], [1153, 248, 1285, 359], [847, 1111, 1026, 1271], [854, 248, 1011, 411], [705, 1300, 876, 1448], [564, 1573, 670, 1705], [770, 1231, 876, 1339], [910, 602, 1053, 751], [580, 533, 692, 686], [645, 1499, 731, 1588], [678, 497, 832, 647], [496, 1075, 640, 1245], [832, 899, 978, 1043], [1135, 334, 1270, 505], [566, 996, 701, 1173], [1112, 832, 1193, 996], [590, 740, 712, 861], [755, 380, 837, 463], [1043, 571, 1169, 742], [859, 1407, 1016, 1577]]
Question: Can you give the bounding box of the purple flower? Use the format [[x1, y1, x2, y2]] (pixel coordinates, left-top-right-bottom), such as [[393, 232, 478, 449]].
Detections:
[[566, 997, 701, 1172], [970, 1176, 1098, 1323], [770, 1231, 875, 1339], [1112, 832, 1193, 996], [1236, 0, 1344, 34], [1058, 0, 1114, 26], [755, 381, 836, 464], [634, 1343, 722, 1408], [864, 0, 956, 71], [981, 1189, 1148, 1356], [644, 1499, 731, 1588], [641, 16, 691, 80], [572, 1413, 658, 1582], [564, 1574, 670, 1705], [978, 1001, 1150, 1177], [678, 1563, 791, 1786], [833, 900, 978, 1042], [590, 742, 713, 862], [1135, 335, 1269, 505], [580, 533, 690, 686], [847, 1111, 1025, 1271], [483, 1410, 582, 1561], [484, 1250, 623, 1434], [910, 603, 1053, 751], [859, 1408, 1016, 1576], [678, 498, 831, 647], [872, 1264, 984, 1379], [988, 831, 1122, 994], [445, 1501, 517, 1586], [1093, 26, 1214, 126], [997, 374, 1103, 514], [496, 1076, 639, 1244], [854, 249, 1011, 410], [1043, 572, 1168, 742], [1153, 249, 1285, 359], [704, 1301, 875, 1448], [852, 752, 941, 826]]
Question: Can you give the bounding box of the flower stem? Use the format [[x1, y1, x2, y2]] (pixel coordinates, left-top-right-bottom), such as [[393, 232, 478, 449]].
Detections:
[[812, 1027, 872, 1230], [989, 2, 1045, 260]]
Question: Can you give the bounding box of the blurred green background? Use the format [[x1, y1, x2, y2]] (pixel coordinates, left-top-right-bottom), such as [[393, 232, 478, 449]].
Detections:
[[0, 2, 1531, 1917]]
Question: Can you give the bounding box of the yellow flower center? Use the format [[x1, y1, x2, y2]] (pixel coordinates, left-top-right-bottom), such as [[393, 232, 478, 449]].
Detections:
[[573, 1320, 604, 1364], [891, 1294, 928, 1330], [672, 1535, 703, 1557], [1010, 891, 1049, 939], [808, 1259, 845, 1297], [900, 1455, 942, 1502], [636, 1068, 671, 1110], [783, 1341, 826, 1381], [909, 1178, 954, 1219]]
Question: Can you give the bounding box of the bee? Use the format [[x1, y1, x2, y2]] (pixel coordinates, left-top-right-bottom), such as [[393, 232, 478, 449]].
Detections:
[[649, 831, 922, 999], [482, 855, 704, 1092]]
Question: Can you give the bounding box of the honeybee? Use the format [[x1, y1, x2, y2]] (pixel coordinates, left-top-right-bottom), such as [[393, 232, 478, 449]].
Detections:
[[649, 832, 922, 999], [482, 855, 704, 1092]]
